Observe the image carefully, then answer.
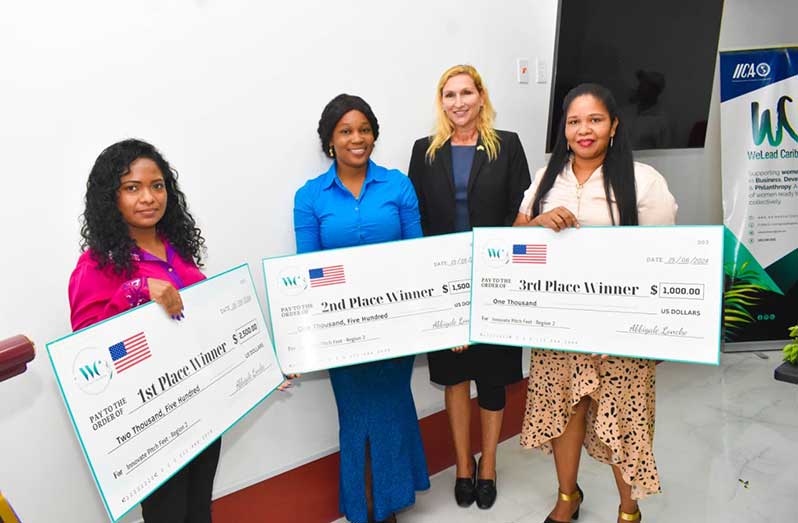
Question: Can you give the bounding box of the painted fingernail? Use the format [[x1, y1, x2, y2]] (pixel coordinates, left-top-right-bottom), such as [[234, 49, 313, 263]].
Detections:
[[180, 312, 185, 319]]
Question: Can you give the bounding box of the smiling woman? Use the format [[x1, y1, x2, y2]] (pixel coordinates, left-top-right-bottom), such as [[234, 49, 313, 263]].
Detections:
[[564, 95, 618, 165], [328, 110, 376, 183], [513, 83, 678, 523], [292, 94, 429, 523], [407, 64, 531, 511]]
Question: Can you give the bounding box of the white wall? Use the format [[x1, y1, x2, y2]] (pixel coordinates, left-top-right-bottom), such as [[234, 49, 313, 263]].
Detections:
[[0, 2, 555, 522], [2, 0, 797, 522]]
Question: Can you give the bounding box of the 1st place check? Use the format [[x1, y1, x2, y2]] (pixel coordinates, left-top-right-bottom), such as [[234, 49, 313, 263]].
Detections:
[[47, 264, 284, 522], [263, 233, 472, 373], [470, 226, 724, 364]]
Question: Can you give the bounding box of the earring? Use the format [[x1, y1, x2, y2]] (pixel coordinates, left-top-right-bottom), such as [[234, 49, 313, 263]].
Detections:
[[566, 143, 570, 152], [328, 145, 334, 158], [610, 136, 614, 148]]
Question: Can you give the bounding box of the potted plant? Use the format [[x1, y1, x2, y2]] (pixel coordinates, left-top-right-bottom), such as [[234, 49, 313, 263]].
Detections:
[[774, 323, 798, 384]]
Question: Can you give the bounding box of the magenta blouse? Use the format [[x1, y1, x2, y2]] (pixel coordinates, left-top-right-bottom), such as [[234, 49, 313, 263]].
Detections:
[[68, 241, 205, 331]]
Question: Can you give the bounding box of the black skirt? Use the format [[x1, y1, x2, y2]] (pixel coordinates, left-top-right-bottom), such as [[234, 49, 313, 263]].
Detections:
[[427, 343, 522, 386]]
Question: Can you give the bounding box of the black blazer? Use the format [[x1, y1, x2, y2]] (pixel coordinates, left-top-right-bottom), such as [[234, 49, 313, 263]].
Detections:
[[408, 130, 531, 235]]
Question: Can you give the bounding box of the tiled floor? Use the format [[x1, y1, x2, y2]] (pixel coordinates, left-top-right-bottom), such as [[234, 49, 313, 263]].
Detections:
[[336, 353, 798, 522]]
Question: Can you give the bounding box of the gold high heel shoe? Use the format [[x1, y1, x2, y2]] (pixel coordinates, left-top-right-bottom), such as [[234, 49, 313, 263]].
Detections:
[[618, 505, 641, 521], [543, 484, 583, 523]]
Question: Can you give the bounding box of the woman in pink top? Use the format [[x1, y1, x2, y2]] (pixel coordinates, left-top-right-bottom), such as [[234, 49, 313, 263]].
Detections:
[[514, 84, 677, 523], [68, 139, 220, 523]]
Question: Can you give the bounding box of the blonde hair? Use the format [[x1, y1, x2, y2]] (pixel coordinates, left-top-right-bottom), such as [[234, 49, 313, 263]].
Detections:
[[426, 64, 500, 162]]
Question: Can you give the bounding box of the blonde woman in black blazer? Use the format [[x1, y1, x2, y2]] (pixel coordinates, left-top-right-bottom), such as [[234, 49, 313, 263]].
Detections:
[[408, 64, 531, 510]]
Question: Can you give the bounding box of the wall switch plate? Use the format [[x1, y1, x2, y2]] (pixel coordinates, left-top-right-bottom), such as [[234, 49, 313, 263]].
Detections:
[[536, 58, 547, 83], [517, 58, 530, 84]]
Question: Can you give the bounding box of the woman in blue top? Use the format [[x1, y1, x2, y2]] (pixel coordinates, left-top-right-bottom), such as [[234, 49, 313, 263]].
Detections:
[[293, 94, 430, 523]]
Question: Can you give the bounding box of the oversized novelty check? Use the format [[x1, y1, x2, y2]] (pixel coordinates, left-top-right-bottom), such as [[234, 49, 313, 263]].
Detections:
[[470, 226, 724, 364], [263, 233, 472, 373], [47, 264, 283, 522]]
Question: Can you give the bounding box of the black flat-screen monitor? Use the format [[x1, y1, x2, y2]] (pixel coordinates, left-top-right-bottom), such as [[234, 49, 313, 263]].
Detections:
[[547, 0, 724, 152]]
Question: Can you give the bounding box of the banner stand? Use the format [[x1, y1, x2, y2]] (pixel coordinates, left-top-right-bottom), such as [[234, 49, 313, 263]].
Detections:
[[719, 46, 798, 351]]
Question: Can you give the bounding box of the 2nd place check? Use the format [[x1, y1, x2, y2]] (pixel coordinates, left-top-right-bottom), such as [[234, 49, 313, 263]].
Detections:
[[47, 265, 284, 522], [263, 233, 472, 373], [469, 226, 724, 364]]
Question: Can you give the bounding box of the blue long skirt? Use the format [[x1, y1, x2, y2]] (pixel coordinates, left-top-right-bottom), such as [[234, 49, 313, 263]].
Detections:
[[329, 355, 430, 523]]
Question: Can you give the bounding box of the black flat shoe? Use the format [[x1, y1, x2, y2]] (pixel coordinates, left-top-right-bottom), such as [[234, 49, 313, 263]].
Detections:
[[475, 457, 497, 510], [543, 484, 583, 523], [454, 455, 477, 507]]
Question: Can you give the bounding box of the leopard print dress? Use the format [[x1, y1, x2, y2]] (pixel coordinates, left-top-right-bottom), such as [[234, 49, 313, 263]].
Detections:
[[520, 352, 660, 499], [517, 161, 677, 499]]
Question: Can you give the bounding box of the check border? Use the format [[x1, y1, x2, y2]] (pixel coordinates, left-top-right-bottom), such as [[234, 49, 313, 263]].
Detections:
[[261, 232, 472, 372], [46, 263, 282, 522], [468, 225, 725, 366]]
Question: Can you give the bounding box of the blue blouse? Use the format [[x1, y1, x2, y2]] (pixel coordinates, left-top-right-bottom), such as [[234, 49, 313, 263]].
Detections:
[[294, 160, 422, 252], [293, 159, 429, 523], [451, 145, 476, 232]]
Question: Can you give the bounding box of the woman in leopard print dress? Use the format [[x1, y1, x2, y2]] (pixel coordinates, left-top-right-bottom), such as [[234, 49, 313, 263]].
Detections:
[[513, 83, 677, 523]]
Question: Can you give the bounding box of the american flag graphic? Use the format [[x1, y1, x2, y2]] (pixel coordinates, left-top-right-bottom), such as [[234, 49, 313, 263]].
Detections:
[[512, 244, 547, 264], [108, 332, 151, 373], [309, 265, 346, 287]]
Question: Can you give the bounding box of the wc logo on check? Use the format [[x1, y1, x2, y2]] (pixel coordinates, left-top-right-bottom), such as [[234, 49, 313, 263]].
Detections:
[[278, 267, 308, 295], [483, 241, 510, 267]]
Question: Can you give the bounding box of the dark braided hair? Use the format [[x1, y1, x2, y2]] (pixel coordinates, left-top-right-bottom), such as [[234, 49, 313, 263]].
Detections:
[[317, 94, 380, 156], [531, 83, 638, 225], [80, 139, 205, 276]]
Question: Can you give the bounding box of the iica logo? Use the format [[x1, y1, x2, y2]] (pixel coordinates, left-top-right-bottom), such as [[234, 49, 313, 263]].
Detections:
[[751, 95, 798, 146], [732, 61, 771, 80], [72, 347, 113, 394], [484, 242, 509, 267], [278, 267, 308, 295]]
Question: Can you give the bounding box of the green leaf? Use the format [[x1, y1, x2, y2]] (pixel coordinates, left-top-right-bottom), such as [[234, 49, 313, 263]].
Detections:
[[724, 309, 754, 322], [725, 287, 765, 296], [724, 302, 753, 315]]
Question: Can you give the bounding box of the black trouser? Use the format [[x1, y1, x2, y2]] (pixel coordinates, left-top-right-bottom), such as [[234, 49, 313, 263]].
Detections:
[[475, 381, 506, 411], [140, 438, 222, 523]]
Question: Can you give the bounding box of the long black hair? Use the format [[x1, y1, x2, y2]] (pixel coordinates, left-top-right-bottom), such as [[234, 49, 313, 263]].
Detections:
[[80, 139, 205, 276], [531, 83, 638, 225]]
